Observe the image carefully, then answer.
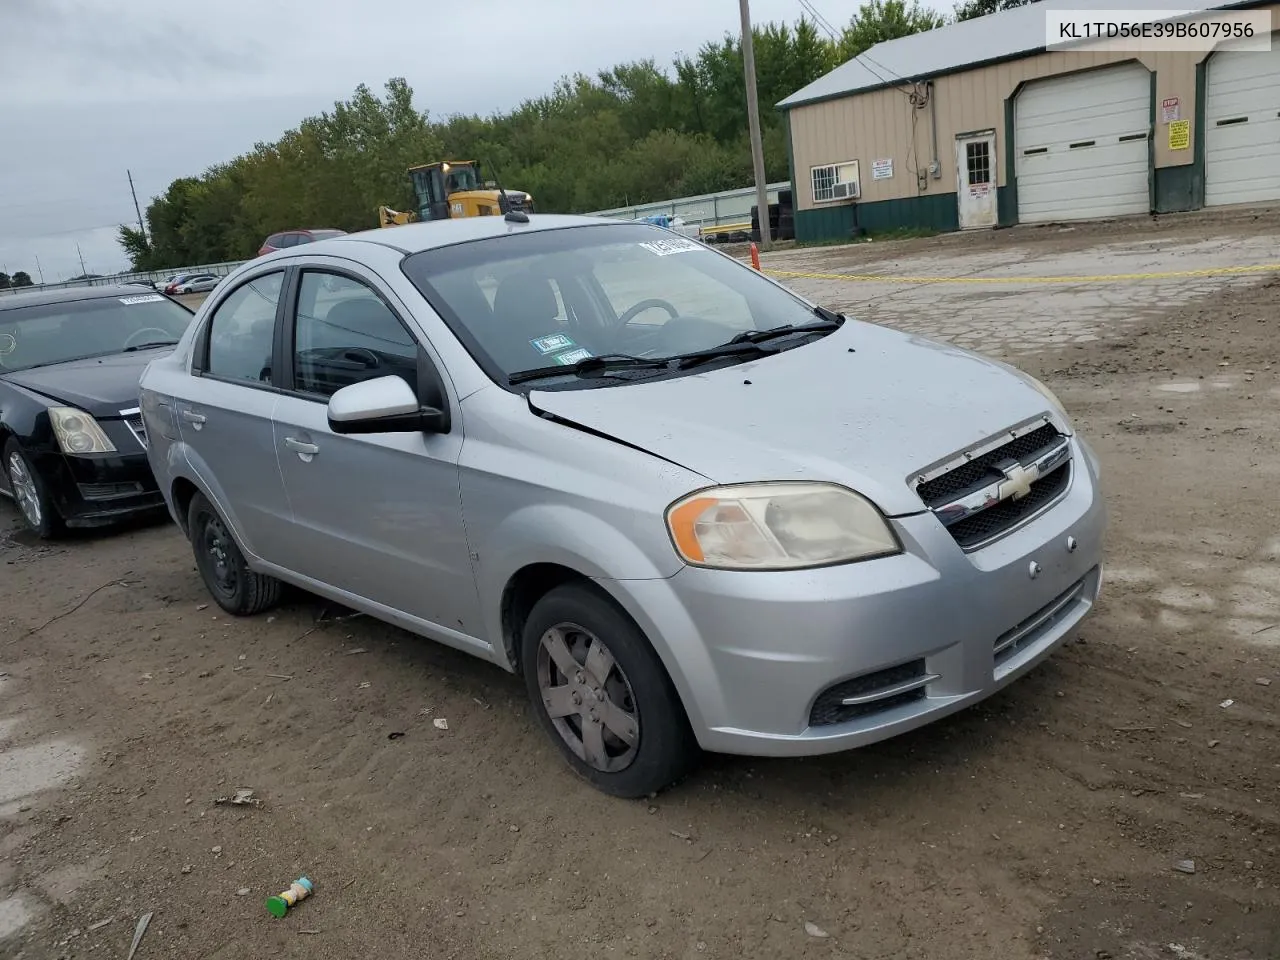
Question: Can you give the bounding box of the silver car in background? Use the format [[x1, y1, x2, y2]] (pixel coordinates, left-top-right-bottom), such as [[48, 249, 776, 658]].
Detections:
[[138, 214, 1106, 798]]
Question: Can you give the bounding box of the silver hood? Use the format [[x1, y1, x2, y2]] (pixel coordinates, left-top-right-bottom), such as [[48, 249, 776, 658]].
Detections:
[[528, 320, 1064, 517]]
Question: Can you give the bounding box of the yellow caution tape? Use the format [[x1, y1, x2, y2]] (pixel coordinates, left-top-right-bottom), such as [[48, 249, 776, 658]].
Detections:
[[763, 262, 1280, 285]]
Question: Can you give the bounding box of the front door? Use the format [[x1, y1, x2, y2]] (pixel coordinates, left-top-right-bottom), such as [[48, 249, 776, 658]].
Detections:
[[269, 267, 483, 640], [956, 132, 998, 229]]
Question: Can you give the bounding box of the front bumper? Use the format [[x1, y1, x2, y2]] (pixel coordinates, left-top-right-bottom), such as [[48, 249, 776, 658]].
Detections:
[[29, 437, 165, 528], [607, 436, 1106, 757]]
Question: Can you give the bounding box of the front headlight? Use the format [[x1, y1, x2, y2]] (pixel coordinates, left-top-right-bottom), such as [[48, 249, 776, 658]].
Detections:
[[49, 406, 116, 454], [665, 482, 901, 571]]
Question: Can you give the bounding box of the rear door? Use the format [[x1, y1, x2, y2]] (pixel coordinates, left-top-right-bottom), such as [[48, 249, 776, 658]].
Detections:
[[268, 262, 480, 637], [176, 268, 293, 562]]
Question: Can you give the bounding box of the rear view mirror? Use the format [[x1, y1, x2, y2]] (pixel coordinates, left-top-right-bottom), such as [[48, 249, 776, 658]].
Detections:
[[327, 375, 448, 435]]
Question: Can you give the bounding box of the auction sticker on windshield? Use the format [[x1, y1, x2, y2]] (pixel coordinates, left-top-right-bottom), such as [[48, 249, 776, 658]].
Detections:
[[119, 294, 165, 305], [531, 333, 576, 354], [640, 237, 702, 257], [553, 347, 593, 365]]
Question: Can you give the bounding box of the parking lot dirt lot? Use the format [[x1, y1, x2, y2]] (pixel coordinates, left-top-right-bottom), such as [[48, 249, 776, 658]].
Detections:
[[3, 210, 1280, 960]]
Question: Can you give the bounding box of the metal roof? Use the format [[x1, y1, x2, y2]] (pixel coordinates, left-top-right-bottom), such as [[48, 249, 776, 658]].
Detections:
[[0, 284, 161, 311], [778, 0, 1258, 109]]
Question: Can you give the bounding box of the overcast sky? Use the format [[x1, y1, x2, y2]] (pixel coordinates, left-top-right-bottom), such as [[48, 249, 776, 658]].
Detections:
[[0, 0, 950, 281]]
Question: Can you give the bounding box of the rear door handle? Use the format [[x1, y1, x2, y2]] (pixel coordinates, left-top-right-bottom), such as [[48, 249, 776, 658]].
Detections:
[[181, 410, 206, 429], [284, 437, 319, 458]]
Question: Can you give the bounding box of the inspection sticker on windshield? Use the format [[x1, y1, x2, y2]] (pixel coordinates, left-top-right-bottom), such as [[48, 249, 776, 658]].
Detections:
[[552, 347, 593, 365], [639, 237, 702, 257], [530, 333, 576, 355], [119, 294, 164, 305]]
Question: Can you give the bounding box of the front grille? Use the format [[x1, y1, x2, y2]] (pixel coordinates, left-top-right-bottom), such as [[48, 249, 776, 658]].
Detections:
[[946, 461, 1071, 549], [79, 481, 144, 500], [809, 659, 928, 727], [916, 423, 1060, 507], [124, 412, 147, 449]]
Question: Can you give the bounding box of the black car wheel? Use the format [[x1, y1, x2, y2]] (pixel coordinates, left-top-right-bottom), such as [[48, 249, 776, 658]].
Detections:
[[187, 491, 282, 616], [521, 583, 699, 798], [3, 438, 63, 539]]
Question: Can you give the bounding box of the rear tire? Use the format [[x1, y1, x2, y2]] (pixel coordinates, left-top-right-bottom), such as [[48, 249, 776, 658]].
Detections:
[[187, 492, 282, 616], [4, 438, 64, 539], [521, 583, 699, 798]]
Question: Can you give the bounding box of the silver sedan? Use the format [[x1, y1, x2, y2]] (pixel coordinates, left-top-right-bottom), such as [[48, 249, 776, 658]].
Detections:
[[138, 214, 1106, 798]]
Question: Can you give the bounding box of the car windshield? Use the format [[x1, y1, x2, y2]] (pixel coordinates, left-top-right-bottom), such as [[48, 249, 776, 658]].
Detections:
[[401, 223, 823, 387], [0, 293, 193, 372]]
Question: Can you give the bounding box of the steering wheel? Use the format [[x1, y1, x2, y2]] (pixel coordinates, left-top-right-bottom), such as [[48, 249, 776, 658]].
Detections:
[[123, 327, 173, 349], [617, 298, 680, 326]]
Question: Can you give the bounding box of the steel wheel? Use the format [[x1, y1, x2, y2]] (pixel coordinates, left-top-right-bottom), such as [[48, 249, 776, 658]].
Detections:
[[536, 623, 640, 773], [198, 511, 240, 599], [6, 450, 42, 529]]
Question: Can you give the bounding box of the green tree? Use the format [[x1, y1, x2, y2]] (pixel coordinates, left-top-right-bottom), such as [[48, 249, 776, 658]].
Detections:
[[12, 272, 33, 287], [954, 0, 1038, 21], [839, 0, 949, 60], [0, 273, 10, 290], [117, 225, 156, 272]]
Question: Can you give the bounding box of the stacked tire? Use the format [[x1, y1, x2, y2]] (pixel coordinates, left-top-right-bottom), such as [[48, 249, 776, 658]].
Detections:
[[750, 189, 795, 242]]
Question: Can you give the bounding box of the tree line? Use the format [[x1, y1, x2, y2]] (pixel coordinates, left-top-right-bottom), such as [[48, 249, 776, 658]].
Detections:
[[0, 272, 34, 290], [119, 0, 1035, 272]]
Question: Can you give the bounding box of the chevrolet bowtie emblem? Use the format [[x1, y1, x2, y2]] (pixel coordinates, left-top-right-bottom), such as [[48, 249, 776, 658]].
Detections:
[[997, 461, 1036, 501]]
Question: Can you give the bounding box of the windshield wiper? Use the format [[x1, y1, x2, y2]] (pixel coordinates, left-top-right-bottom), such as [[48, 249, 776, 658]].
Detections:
[[507, 354, 671, 385], [726, 310, 843, 347], [669, 340, 780, 370], [123, 339, 180, 352]]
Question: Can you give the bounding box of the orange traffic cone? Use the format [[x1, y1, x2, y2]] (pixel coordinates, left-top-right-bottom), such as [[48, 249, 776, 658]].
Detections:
[[749, 241, 761, 271]]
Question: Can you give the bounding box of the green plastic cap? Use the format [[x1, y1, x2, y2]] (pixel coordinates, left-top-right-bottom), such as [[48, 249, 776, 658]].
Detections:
[[265, 896, 289, 918]]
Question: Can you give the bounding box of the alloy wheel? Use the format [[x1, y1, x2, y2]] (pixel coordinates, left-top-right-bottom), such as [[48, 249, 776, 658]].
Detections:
[[7, 451, 42, 529], [536, 623, 640, 773]]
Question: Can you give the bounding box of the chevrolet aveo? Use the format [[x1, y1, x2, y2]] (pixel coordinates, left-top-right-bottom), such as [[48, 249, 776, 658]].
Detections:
[[138, 214, 1106, 798]]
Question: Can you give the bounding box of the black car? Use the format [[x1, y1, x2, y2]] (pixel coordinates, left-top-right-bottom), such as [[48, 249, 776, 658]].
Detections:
[[0, 285, 195, 537]]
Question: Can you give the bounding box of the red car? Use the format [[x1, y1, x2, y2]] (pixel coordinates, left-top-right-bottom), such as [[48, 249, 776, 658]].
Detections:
[[258, 228, 347, 256]]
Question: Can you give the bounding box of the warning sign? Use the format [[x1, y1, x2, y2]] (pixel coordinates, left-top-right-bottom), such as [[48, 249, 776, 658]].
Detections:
[[1162, 97, 1180, 123], [1168, 119, 1190, 151]]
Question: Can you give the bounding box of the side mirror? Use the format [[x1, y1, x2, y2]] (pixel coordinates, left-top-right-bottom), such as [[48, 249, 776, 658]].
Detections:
[[327, 375, 449, 435]]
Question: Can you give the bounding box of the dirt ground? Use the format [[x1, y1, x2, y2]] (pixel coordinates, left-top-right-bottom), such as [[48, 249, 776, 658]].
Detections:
[[3, 209, 1279, 960]]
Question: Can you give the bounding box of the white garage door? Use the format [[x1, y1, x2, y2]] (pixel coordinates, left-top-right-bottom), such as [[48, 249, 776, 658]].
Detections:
[[1015, 63, 1152, 223], [1205, 42, 1280, 207]]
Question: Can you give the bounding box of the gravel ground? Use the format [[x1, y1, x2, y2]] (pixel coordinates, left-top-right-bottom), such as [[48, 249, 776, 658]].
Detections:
[[2, 210, 1279, 960]]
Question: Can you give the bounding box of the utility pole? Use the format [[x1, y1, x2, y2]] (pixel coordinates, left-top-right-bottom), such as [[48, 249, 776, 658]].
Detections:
[[76, 243, 88, 276], [739, 0, 772, 251], [127, 169, 147, 242], [34, 255, 45, 285]]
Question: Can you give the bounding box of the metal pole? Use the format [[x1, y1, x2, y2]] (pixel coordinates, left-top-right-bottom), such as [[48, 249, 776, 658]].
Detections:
[[76, 243, 87, 276], [739, 0, 772, 250], [128, 169, 147, 242], [34, 255, 45, 285]]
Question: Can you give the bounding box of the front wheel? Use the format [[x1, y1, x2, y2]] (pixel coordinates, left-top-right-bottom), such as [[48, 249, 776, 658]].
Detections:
[[522, 583, 699, 798], [4, 439, 63, 539], [187, 492, 282, 616]]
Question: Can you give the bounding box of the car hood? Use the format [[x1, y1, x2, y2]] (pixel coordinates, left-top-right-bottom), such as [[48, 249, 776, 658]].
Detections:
[[528, 320, 1065, 517], [1, 349, 171, 417]]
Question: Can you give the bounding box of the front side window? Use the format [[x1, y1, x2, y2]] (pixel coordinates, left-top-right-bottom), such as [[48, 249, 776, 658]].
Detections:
[[0, 293, 193, 373], [204, 272, 283, 384], [402, 223, 822, 388], [291, 271, 418, 399]]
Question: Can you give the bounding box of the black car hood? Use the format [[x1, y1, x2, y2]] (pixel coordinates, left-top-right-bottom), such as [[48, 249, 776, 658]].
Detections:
[[1, 349, 172, 417]]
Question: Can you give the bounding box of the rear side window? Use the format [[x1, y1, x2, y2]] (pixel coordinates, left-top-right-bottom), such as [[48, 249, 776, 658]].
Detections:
[[203, 272, 283, 384]]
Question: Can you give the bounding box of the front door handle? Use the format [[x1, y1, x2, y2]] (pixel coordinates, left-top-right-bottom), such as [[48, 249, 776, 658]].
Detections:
[[284, 436, 319, 459]]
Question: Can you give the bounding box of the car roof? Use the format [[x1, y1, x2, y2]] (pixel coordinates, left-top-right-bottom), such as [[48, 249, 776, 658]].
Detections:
[[293, 213, 627, 258], [0, 284, 163, 312]]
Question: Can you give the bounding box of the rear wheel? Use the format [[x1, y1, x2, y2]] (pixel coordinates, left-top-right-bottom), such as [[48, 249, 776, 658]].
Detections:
[[522, 583, 699, 798], [187, 492, 282, 616], [4, 439, 63, 539]]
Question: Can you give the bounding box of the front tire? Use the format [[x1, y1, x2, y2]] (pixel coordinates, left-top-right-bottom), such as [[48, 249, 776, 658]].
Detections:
[[4, 439, 63, 539], [187, 492, 281, 616], [521, 583, 699, 798]]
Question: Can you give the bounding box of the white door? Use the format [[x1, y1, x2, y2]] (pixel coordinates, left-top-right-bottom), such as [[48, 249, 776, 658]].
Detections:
[[956, 132, 998, 229], [1205, 40, 1280, 207], [1014, 62, 1151, 223]]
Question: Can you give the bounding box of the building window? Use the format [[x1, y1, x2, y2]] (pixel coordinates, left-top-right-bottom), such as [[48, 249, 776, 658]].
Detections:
[[811, 160, 860, 203], [966, 141, 991, 186]]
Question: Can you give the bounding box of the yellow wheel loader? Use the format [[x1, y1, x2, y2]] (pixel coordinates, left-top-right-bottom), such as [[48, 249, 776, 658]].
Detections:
[[378, 160, 533, 227]]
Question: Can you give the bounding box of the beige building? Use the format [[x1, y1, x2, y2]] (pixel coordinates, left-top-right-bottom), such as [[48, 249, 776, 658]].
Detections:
[[777, 0, 1280, 241]]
